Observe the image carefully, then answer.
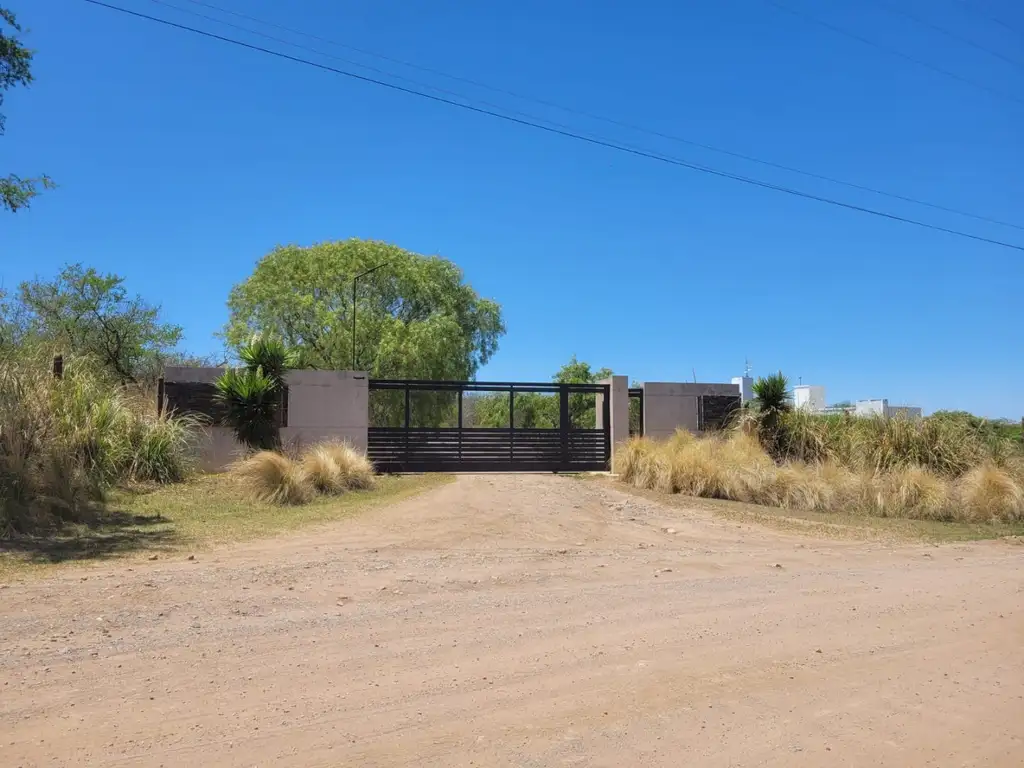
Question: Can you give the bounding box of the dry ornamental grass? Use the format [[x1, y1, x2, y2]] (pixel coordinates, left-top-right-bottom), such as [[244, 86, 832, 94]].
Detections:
[[618, 429, 1024, 523], [232, 442, 375, 505]]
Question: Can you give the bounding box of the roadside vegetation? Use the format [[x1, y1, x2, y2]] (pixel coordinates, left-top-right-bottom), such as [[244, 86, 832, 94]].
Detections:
[[618, 373, 1024, 524], [0, 355, 197, 536], [232, 442, 375, 505]]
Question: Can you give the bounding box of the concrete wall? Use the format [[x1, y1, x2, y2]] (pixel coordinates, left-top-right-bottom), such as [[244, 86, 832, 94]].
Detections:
[[597, 376, 629, 469], [642, 382, 741, 440], [166, 367, 369, 472], [284, 370, 369, 451]]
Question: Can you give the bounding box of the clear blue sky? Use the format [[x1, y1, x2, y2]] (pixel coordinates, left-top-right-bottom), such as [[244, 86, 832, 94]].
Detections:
[[4, 0, 1023, 417]]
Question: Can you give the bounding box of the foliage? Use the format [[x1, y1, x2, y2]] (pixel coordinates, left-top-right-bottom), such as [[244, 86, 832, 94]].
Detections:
[[776, 409, 1018, 477], [1, 7, 53, 212], [214, 367, 279, 450], [1, 356, 197, 535], [231, 451, 313, 505], [10, 264, 183, 384], [231, 442, 375, 506], [617, 432, 1024, 524], [214, 333, 297, 450], [748, 371, 791, 455], [237, 334, 299, 389], [223, 239, 505, 379], [931, 409, 1023, 444], [472, 356, 613, 429]]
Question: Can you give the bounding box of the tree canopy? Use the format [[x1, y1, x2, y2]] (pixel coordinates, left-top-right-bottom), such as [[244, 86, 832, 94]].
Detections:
[[472, 356, 613, 429], [1, 7, 52, 212], [5, 264, 183, 383], [224, 239, 505, 379]]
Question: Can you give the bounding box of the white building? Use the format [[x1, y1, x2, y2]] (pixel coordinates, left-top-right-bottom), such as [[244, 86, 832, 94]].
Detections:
[[855, 399, 923, 420], [794, 385, 827, 412], [731, 375, 753, 404]]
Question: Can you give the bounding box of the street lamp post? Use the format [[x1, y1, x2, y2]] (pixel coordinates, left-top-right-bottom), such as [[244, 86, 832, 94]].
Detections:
[[351, 262, 389, 370]]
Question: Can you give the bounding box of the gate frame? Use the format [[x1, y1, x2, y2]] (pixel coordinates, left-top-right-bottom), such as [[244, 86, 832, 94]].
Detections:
[[368, 379, 611, 473]]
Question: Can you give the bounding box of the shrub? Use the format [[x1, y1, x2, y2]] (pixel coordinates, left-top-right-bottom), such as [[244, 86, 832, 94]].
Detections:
[[214, 367, 279, 450], [301, 446, 345, 494], [320, 442, 375, 490], [874, 465, 953, 520], [956, 464, 1024, 522], [231, 451, 313, 505], [215, 334, 298, 451], [615, 426, 1022, 524], [1, 356, 197, 534]]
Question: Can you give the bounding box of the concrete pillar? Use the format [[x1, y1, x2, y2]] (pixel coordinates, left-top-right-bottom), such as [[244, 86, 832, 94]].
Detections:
[[598, 376, 629, 470]]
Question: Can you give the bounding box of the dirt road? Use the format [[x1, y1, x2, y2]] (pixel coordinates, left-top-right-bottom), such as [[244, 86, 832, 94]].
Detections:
[[2, 475, 1022, 767]]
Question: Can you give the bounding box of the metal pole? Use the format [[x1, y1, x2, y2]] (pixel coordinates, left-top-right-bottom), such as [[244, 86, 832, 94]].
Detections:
[[350, 261, 391, 372]]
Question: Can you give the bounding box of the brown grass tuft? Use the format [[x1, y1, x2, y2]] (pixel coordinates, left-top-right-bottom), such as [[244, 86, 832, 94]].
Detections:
[[875, 465, 953, 520], [957, 464, 1024, 522], [301, 447, 345, 494], [319, 442, 376, 490], [231, 451, 313, 505]]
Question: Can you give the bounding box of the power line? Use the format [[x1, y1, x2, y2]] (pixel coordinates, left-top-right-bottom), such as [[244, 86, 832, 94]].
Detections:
[[956, 1, 1024, 38], [158, 0, 1024, 233], [872, 0, 1024, 69], [81, 0, 1024, 253], [762, 0, 1024, 106]]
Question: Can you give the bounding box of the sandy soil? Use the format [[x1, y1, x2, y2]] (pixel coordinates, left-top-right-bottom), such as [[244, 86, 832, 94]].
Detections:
[[2, 474, 1022, 767]]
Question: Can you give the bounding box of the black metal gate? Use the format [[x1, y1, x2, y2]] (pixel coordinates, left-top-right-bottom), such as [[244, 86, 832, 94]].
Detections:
[[368, 379, 610, 473]]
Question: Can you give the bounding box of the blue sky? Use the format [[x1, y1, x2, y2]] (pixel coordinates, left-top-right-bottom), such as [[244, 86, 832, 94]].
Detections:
[[4, 0, 1022, 417]]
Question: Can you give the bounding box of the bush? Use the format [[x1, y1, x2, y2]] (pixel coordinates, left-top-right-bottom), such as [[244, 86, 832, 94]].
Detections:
[[320, 442, 375, 490], [776, 410, 1013, 477], [232, 451, 313, 505], [0, 357, 197, 534], [231, 442, 375, 505], [957, 464, 1024, 522], [616, 428, 1023, 524]]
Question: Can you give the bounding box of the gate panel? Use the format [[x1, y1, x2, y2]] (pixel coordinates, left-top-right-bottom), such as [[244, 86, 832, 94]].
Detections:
[[368, 380, 610, 473]]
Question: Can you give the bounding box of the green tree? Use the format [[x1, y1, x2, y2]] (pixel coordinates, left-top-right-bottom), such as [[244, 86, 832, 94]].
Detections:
[[473, 356, 613, 429], [1, 7, 53, 212], [16, 264, 183, 383], [224, 240, 504, 380]]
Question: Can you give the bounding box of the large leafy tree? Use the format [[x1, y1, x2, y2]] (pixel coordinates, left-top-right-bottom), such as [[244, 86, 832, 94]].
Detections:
[[14, 264, 183, 383], [1, 7, 53, 212], [224, 239, 505, 379]]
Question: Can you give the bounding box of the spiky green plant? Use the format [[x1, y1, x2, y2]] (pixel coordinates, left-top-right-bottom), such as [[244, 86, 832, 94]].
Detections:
[[237, 334, 299, 390], [214, 367, 279, 450], [751, 371, 791, 456], [216, 334, 298, 451]]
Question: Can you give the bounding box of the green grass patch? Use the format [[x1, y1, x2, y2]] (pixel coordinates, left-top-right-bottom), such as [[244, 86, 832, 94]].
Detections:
[[0, 472, 452, 579]]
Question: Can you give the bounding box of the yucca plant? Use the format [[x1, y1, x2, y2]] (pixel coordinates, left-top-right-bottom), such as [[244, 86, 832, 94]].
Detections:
[[751, 371, 791, 457], [215, 334, 298, 451], [237, 334, 299, 390], [214, 367, 279, 450]]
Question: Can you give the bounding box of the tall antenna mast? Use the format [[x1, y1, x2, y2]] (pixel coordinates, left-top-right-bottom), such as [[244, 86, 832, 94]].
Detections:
[[744, 358, 752, 377]]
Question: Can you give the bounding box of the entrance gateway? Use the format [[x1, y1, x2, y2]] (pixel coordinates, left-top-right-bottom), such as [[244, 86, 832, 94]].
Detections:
[[367, 379, 611, 473]]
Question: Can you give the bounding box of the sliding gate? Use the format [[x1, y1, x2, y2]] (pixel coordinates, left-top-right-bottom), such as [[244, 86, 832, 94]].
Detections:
[[368, 379, 610, 473]]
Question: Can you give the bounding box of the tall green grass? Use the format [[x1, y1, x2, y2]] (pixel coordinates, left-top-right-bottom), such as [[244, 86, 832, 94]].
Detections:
[[774, 409, 1017, 476], [0, 357, 198, 534]]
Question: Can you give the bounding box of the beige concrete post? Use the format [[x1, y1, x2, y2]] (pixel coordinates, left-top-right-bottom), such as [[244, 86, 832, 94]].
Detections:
[[598, 376, 629, 471]]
